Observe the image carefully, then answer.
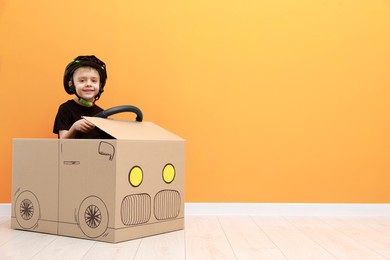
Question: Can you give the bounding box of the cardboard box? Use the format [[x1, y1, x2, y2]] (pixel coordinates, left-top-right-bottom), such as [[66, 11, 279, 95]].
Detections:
[[11, 116, 185, 243]]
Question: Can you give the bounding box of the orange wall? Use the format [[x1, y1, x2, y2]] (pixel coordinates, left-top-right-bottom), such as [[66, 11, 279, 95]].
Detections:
[[1, 1, 389, 203]]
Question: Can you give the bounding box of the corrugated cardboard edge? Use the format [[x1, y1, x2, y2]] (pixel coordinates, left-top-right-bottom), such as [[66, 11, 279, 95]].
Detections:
[[84, 117, 185, 141]]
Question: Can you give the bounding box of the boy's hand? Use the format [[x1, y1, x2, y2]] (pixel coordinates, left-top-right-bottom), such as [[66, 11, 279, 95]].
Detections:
[[73, 119, 95, 133], [59, 119, 96, 138]]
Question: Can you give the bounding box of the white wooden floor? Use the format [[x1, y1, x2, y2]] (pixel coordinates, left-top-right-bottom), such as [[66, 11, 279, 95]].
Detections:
[[1, 215, 390, 259]]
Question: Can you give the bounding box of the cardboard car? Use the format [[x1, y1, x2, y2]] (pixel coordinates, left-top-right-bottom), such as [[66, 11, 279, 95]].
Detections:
[[11, 106, 185, 243]]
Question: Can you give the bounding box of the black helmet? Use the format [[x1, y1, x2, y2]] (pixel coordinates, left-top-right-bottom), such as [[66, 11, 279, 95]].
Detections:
[[63, 55, 108, 100]]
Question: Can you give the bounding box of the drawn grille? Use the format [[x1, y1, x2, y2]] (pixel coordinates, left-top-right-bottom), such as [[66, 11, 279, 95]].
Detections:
[[154, 190, 181, 220], [121, 194, 151, 226]]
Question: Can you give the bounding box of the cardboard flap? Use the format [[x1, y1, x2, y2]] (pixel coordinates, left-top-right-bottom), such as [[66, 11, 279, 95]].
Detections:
[[83, 116, 184, 141]]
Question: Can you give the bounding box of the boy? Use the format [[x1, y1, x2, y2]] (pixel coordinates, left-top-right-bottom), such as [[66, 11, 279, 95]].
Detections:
[[53, 55, 109, 139]]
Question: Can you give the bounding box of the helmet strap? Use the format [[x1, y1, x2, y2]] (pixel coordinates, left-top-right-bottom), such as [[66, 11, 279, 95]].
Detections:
[[79, 98, 94, 107]]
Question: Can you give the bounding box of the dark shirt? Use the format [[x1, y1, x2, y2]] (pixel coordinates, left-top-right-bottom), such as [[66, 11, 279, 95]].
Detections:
[[53, 100, 112, 139]]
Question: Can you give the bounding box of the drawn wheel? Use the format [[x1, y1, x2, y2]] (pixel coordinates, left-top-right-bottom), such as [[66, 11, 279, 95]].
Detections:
[[78, 196, 108, 238], [14, 191, 40, 229], [85, 205, 102, 228]]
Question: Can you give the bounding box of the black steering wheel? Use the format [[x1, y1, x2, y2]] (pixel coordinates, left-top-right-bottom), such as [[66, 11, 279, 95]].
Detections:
[[94, 105, 143, 122]]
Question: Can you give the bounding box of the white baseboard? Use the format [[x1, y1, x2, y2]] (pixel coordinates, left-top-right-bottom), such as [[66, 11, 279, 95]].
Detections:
[[185, 203, 390, 216], [0, 203, 11, 216], [2, 203, 390, 217]]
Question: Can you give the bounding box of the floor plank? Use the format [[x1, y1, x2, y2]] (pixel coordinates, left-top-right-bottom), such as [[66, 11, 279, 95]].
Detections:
[[354, 217, 390, 237], [0, 220, 23, 246], [286, 216, 387, 260], [253, 216, 337, 259], [30, 236, 96, 260], [134, 230, 185, 259], [82, 239, 141, 260], [185, 216, 237, 260], [320, 216, 390, 259], [219, 216, 287, 259], [0, 230, 57, 259]]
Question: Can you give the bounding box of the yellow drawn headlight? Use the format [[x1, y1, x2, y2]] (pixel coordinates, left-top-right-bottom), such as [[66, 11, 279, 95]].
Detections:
[[162, 164, 175, 184], [129, 166, 143, 187]]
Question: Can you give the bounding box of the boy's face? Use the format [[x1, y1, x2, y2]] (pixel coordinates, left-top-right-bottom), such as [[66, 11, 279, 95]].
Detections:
[[71, 67, 100, 101]]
